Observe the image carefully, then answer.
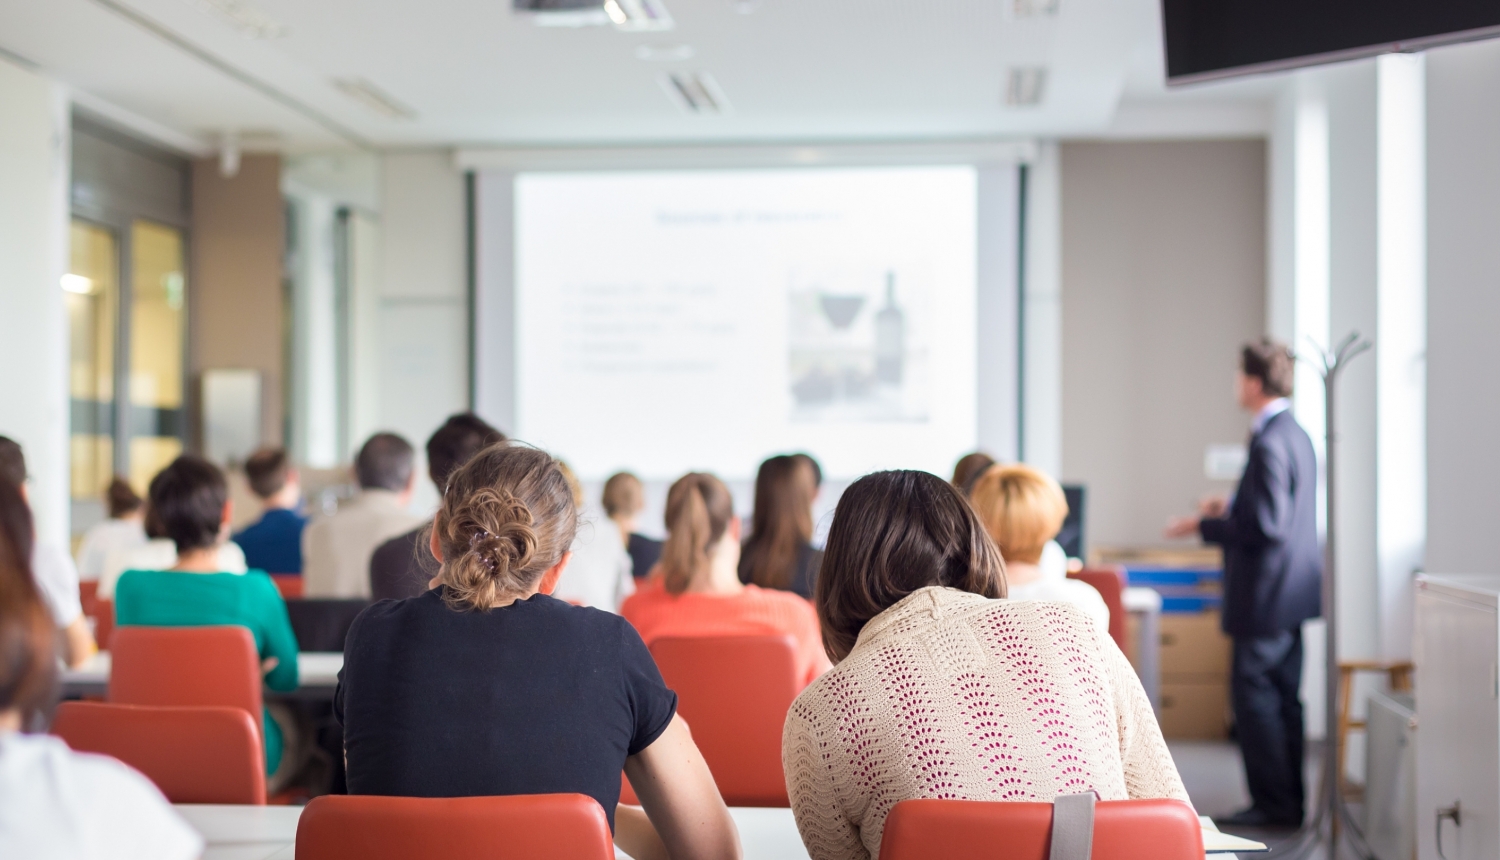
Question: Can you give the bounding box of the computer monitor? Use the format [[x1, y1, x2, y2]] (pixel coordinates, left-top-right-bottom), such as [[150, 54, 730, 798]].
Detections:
[[1057, 484, 1085, 561]]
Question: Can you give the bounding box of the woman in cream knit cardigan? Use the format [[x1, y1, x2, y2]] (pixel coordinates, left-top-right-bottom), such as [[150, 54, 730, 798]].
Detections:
[[782, 470, 1190, 860]]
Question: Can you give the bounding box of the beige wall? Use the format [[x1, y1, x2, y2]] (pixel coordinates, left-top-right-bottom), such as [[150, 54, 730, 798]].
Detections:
[[190, 154, 284, 447], [1059, 140, 1267, 550]]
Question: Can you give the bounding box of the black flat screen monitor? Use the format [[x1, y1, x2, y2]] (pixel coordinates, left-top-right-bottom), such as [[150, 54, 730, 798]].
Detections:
[[1058, 484, 1085, 561], [1162, 0, 1500, 84]]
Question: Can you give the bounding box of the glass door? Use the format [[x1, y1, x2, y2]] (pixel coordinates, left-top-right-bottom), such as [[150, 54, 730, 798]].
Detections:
[[127, 221, 187, 492], [66, 220, 120, 509]]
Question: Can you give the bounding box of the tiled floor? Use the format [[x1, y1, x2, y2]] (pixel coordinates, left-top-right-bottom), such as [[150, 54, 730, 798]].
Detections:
[[1168, 740, 1335, 858]]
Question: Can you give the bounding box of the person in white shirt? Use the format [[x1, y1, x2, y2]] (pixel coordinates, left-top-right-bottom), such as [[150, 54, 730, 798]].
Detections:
[[302, 433, 426, 599], [550, 462, 633, 611], [0, 479, 201, 860], [97, 536, 247, 600], [969, 462, 1111, 633], [0, 436, 96, 668], [74, 478, 148, 583]]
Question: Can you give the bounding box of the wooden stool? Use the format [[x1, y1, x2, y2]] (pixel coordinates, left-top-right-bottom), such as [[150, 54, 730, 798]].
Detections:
[[1336, 660, 1413, 797]]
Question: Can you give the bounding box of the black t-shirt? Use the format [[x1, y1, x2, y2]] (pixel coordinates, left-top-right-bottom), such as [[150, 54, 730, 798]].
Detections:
[[368, 526, 432, 602], [335, 588, 677, 830]]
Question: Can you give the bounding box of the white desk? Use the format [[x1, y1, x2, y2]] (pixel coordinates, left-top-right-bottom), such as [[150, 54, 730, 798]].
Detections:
[[1123, 586, 1163, 713], [176, 804, 1263, 859], [62, 652, 344, 699]]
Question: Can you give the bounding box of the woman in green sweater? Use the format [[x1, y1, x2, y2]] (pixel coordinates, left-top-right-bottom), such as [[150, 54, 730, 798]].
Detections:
[[115, 455, 300, 787]]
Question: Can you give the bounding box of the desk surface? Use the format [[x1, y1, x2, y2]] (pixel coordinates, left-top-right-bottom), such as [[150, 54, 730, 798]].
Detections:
[[175, 804, 1262, 859], [62, 652, 343, 699]]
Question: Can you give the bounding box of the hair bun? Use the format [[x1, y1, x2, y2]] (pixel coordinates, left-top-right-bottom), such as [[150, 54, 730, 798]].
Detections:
[[468, 514, 537, 578]]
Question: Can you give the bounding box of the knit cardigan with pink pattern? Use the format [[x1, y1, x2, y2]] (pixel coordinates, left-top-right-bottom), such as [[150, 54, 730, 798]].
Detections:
[[782, 586, 1191, 860]]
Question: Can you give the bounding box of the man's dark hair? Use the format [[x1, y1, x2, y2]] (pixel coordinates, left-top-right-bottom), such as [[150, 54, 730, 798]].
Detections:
[[815, 470, 1007, 662], [426, 414, 505, 492], [0, 436, 24, 489], [244, 448, 291, 499], [1241, 338, 1296, 399], [148, 455, 229, 552], [355, 433, 416, 492]]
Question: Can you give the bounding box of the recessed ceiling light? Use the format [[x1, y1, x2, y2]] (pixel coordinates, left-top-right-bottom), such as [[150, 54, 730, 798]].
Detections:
[[513, 0, 673, 31], [189, 0, 288, 38], [1005, 67, 1047, 106], [635, 43, 696, 61], [61, 274, 94, 295], [333, 78, 417, 120], [660, 72, 730, 114]]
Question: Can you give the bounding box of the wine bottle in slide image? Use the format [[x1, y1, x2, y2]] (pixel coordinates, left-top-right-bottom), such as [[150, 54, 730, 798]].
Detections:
[[875, 270, 905, 384]]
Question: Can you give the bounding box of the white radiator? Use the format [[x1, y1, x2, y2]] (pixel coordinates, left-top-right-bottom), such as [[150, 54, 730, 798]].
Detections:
[[1364, 690, 1415, 860]]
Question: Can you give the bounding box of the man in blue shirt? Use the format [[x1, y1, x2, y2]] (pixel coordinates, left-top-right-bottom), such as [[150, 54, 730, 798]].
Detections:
[[233, 448, 307, 575]]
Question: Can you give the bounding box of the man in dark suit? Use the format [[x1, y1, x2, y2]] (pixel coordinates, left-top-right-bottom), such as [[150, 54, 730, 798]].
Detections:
[[1167, 338, 1322, 828], [368, 413, 505, 601]]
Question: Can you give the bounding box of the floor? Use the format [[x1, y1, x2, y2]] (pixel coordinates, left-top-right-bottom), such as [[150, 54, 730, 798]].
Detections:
[[1168, 740, 1337, 859]]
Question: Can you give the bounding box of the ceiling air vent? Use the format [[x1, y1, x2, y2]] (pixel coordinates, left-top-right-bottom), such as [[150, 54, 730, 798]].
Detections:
[[1005, 67, 1047, 106], [661, 72, 730, 114], [1008, 0, 1059, 18], [514, 0, 673, 31], [191, 0, 287, 38], [333, 78, 417, 120]]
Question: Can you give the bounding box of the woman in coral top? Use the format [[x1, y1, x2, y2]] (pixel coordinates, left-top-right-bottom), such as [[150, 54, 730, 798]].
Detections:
[[782, 470, 1189, 860], [621, 472, 830, 688]]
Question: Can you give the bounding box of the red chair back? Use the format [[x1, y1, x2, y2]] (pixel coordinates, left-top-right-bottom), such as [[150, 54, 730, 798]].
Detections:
[[51, 701, 266, 804], [294, 794, 614, 860], [880, 798, 1203, 860], [648, 634, 800, 807], [108, 626, 263, 735], [269, 574, 304, 600], [1069, 567, 1128, 655]]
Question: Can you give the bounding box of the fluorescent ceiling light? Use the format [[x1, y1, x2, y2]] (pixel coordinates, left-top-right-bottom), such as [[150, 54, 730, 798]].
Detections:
[[1005, 67, 1047, 106], [604, 0, 629, 25], [514, 0, 673, 31], [189, 0, 288, 38], [333, 78, 417, 120], [661, 72, 730, 114], [61, 274, 94, 295]]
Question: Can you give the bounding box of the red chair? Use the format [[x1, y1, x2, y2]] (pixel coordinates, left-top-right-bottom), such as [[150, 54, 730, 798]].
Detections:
[[91, 598, 116, 651], [648, 635, 800, 807], [51, 701, 266, 804], [294, 794, 614, 860], [1069, 566, 1128, 656], [269, 574, 304, 600], [108, 626, 263, 738], [880, 798, 1204, 860]]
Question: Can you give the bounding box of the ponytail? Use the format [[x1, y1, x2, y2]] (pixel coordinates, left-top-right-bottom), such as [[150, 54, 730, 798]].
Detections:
[[659, 473, 734, 596]]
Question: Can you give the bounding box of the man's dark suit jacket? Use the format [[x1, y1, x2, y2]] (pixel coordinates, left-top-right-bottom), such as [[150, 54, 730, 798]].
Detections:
[[1200, 409, 1323, 637], [369, 524, 434, 602]]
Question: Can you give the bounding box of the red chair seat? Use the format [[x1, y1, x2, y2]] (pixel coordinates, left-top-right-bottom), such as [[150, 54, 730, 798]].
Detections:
[[52, 701, 266, 804], [294, 794, 614, 860], [880, 797, 1204, 860]]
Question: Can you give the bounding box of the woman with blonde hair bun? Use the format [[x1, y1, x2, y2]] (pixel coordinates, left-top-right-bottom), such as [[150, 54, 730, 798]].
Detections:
[[621, 472, 829, 687], [336, 444, 739, 860]]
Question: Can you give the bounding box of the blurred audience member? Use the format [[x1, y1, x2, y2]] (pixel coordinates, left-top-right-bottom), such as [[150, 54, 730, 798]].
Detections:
[[950, 450, 995, 495], [75, 477, 147, 582], [114, 455, 301, 787], [738, 455, 821, 600], [98, 508, 247, 600], [233, 448, 306, 575], [0, 479, 202, 859], [551, 462, 634, 611], [969, 464, 1109, 631], [603, 471, 661, 580], [304, 433, 424, 599], [623, 473, 828, 687], [0, 436, 96, 668], [784, 471, 1187, 860], [369, 414, 504, 601]]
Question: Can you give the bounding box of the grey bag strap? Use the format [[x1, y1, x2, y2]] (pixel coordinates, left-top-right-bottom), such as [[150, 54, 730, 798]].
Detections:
[[1049, 792, 1097, 860]]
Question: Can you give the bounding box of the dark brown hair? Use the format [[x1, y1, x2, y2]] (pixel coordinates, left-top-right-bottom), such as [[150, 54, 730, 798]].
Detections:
[[1241, 337, 1295, 399], [602, 472, 645, 519], [741, 455, 815, 590], [426, 413, 505, 491], [105, 476, 143, 518], [0, 480, 58, 729], [244, 448, 291, 499], [660, 473, 734, 596], [815, 470, 1007, 662], [0, 435, 24, 488], [148, 455, 229, 552], [951, 452, 996, 495], [433, 443, 578, 611]]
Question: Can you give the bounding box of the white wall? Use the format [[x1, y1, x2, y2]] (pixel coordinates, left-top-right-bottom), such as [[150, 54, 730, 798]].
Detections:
[[0, 58, 70, 545], [377, 152, 471, 511], [1425, 39, 1500, 576]]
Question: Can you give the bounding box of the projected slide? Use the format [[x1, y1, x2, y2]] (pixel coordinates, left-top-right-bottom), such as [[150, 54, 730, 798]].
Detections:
[[513, 167, 977, 480]]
